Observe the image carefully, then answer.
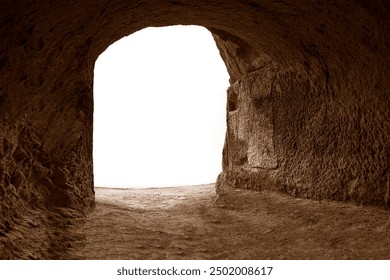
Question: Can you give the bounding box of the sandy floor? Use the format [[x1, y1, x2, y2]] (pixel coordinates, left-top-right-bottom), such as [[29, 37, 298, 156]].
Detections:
[[76, 184, 390, 259]]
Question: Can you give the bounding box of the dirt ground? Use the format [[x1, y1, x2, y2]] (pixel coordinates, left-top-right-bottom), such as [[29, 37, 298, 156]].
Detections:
[[74, 184, 390, 259]]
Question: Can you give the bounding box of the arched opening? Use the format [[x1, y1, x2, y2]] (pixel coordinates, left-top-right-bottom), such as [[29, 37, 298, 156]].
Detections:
[[93, 25, 230, 188]]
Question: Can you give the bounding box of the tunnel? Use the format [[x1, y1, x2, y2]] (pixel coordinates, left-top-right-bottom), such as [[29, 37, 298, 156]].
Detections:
[[0, 0, 389, 259]]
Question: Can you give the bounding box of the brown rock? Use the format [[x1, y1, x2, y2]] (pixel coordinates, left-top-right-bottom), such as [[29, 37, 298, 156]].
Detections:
[[0, 0, 389, 259]]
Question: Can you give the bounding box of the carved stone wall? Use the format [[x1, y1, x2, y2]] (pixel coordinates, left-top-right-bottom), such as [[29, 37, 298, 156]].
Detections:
[[0, 0, 389, 258]]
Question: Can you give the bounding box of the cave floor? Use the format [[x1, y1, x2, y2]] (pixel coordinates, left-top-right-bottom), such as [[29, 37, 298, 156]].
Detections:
[[73, 184, 390, 259]]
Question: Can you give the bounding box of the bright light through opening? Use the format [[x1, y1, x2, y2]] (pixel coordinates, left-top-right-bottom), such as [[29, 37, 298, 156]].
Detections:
[[93, 25, 229, 188]]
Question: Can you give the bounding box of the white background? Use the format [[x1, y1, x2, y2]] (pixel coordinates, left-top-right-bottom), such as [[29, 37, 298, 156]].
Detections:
[[93, 25, 230, 188]]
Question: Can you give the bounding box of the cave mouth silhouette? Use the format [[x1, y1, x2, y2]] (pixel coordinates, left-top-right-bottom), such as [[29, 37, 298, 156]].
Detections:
[[93, 25, 230, 189]]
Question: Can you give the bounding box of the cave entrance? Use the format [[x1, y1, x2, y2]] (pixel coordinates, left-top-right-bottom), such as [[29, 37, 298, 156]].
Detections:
[[93, 25, 230, 189]]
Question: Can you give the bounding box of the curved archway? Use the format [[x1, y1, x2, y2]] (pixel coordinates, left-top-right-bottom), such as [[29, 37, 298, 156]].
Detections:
[[93, 25, 229, 187]]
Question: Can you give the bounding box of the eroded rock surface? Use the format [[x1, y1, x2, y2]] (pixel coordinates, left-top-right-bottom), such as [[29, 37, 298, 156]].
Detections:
[[81, 185, 390, 259], [0, 0, 389, 259]]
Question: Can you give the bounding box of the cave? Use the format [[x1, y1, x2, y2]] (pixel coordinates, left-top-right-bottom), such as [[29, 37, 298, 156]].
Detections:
[[0, 0, 389, 259]]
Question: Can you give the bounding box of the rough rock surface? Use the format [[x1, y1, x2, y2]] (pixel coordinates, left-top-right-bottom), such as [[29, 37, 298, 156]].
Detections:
[[0, 0, 389, 259], [81, 185, 390, 259]]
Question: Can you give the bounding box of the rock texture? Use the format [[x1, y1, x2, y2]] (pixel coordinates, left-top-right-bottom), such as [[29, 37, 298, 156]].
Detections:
[[0, 0, 389, 259]]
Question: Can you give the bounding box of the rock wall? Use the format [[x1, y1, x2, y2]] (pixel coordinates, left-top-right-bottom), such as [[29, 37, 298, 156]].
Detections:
[[0, 0, 389, 258], [219, 58, 389, 204]]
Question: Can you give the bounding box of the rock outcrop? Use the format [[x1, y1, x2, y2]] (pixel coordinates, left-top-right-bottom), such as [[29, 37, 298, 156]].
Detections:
[[1, 0, 389, 259]]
